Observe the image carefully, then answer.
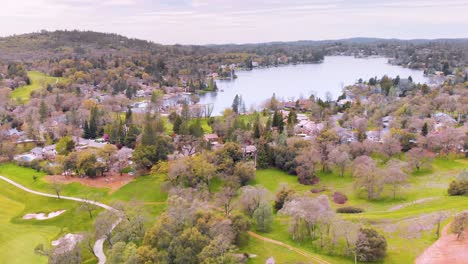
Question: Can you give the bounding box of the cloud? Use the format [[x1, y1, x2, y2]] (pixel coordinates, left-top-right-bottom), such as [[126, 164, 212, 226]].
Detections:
[[0, 0, 467, 44]]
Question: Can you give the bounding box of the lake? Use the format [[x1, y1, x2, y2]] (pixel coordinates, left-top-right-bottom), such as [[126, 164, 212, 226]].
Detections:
[[199, 56, 428, 115]]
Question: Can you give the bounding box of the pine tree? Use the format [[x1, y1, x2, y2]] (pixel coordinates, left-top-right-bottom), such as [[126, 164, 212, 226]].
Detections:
[[83, 120, 90, 139], [125, 108, 132, 125], [173, 115, 182, 134], [89, 106, 98, 139], [39, 100, 48, 123], [232, 95, 240, 114], [421, 122, 429, 136]]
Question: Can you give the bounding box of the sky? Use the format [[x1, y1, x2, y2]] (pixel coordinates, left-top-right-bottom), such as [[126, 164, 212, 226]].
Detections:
[[1, 0, 468, 44]]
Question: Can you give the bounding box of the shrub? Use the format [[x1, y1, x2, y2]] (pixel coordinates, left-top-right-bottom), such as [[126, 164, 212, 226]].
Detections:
[[332, 191, 348, 204], [311, 187, 326, 193], [451, 211, 468, 240], [356, 227, 387, 262], [336, 206, 364, 214], [448, 180, 468, 196], [274, 186, 295, 211]]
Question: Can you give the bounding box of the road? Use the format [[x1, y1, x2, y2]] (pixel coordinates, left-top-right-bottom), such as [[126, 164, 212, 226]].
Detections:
[[0, 175, 122, 264]]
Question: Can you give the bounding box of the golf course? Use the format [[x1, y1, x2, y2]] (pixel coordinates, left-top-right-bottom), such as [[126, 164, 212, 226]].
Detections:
[[0, 155, 466, 264]]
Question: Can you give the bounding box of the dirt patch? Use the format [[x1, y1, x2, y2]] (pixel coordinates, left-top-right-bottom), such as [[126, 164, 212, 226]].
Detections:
[[416, 224, 468, 264], [45, 174, 134, 192], [23, 210, 66, 220]]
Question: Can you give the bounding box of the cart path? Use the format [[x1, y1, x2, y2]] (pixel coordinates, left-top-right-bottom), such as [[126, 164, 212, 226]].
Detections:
[[248, 231, 332, 264], [0, 175, 122, 264], [415, 223, 468, 264]]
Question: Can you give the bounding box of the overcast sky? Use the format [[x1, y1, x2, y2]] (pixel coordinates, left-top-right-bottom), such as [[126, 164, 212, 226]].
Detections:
[[1, 0, 468, 44]]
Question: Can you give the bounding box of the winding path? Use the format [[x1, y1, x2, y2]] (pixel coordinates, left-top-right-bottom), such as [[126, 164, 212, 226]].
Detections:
[[415, 223, 468, 264], [0, 175, 122, 264], [248, 231, 332, 264]]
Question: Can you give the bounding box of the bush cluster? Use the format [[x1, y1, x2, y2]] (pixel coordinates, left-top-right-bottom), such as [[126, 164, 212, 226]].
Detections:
[[336, 206, 364, 214]]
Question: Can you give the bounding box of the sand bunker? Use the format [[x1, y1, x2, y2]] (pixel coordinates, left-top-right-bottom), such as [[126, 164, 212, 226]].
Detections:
[[23, 210, 66, 220], [52, 233, 84, 254]]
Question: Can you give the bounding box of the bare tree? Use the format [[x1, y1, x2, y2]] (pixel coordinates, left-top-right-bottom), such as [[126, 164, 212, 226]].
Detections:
[[295, 146, 321, 185], [51, 180, 64, 199], [216, 187, 237, 216], [78, 194, 100, 219], [238, 185, 271, 217], [352, 156, 384, 200], [406, 147, 434, 172], [384, 159, 408, 199], [329, 145, 351, 177]]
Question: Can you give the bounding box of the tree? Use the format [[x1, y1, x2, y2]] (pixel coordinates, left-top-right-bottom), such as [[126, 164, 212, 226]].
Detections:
[[352, 156, 383, 200], [253, 201, 273, 232], [124, 124, 139, 148], [39, 100, 48, 122], [381, 136, 402, 158], [352, 117, 368, 142], [233, 161, 256, 185], [231, 94, 240, 114], [173, 115, 183, 134], [316, 129, 339, 172], [216, 187, 237, 216], [279, 195, 333, 242], [133, 135, 172, 170], [88, 105, 99, 139], [421, 122, 429, 136], [355, 227, 387, 262], [329, 145, 351, 177], [406, 147, 434, 172], [272, 110, 284, 131], [448, 170, 468, 196], [451, 211, 468, 240], [51, 180, 64, 199], [78, 194, 100, 219], [239, 185, 270, 217], [76, 150, 99, 177], [229, 213, 251, 246], [274, 184, 295, 211], [56, 136, 76, 156], [384, 159, 408, 199], [98, 144, 118, 173], [295, 146, 320, 185]]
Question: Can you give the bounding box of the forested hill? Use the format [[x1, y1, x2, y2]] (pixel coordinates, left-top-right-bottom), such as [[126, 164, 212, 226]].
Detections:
[[1, 30, 468, 74], [0, 30, 213, 61]]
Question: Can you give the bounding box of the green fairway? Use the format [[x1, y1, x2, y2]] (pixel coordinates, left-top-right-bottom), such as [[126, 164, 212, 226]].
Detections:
[[0, 180, 97, 264], [10, 71, 60, 103]]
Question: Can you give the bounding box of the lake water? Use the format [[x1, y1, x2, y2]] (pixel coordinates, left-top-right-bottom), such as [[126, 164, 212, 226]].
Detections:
[[199, 56, 428, 115]]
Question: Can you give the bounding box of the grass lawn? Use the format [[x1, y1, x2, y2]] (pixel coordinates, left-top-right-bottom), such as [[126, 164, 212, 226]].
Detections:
[[10, 71, 61, 103], [240, 238, 311, 264]]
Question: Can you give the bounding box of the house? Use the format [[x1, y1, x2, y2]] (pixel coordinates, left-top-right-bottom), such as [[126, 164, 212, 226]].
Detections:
[[337, 98, 353, 106], [295, 120, 324, 136], [243, 145, 257, 157], [203, 134, 219, 143], [74, 138, 108, 150], [337, 129, 356, 143], [4, 128, 24, 138], [433, 112, 457, 125], [382, 116, 393, 128], [366, 130, 381, 142]]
